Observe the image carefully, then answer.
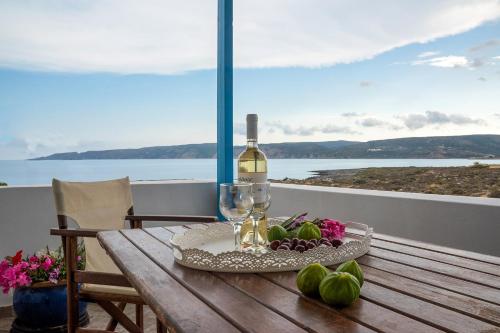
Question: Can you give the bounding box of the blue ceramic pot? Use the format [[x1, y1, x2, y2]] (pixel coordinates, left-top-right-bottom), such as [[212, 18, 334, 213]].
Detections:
[[12, 282, 88, 332]]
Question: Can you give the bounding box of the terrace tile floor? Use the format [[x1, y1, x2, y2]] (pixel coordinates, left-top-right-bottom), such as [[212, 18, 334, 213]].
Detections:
[[0, 303, 157, 333]]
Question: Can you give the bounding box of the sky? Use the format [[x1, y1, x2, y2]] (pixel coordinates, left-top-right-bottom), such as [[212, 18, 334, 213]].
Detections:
[[0, 0, 500, 159]]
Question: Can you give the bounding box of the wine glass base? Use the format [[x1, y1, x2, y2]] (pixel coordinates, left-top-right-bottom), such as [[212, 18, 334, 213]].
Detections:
[[242, 245, 269, 254]]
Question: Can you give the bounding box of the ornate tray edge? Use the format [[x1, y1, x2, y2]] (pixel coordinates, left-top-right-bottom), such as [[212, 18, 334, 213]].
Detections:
[[170, 219, 372, 273]]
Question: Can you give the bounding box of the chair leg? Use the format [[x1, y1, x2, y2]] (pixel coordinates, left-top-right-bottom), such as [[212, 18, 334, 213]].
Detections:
[[97, 301, 141, 333], [105, 302, 126, 331], [156, 318, 163, 333], [66, 237, 79, 333], [135, 304, 143, 331]]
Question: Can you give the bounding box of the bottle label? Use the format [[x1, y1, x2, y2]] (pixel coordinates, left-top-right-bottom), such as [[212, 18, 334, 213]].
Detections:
[[238, 172, 267, 203], [238, 172, 267, 184]]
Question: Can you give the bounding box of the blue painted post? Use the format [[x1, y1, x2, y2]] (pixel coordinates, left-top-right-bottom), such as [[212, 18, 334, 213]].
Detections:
[[217, 0, 233, 219]]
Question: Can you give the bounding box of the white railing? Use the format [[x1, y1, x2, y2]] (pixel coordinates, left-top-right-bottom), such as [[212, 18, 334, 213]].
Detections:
[[1, 180, 499, 306]]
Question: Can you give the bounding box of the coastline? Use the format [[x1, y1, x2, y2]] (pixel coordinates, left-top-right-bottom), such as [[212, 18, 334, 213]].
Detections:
[[272, 164, 500, 198]]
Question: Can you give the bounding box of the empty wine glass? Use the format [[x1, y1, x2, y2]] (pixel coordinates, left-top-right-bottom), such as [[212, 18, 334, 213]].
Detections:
[[249, 182, 271, 253], [219, 183, 254, 251]]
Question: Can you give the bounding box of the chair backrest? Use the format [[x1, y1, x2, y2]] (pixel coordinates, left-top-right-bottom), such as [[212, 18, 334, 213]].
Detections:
[[52, 177, 133, 274]]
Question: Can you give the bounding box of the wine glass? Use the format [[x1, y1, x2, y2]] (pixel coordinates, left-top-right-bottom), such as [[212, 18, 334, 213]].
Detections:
[[219, 183, 254, 251], [249, 182, 271, 253]]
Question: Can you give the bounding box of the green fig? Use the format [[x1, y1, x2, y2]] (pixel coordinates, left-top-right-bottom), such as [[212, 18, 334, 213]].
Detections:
[[319, 272, 360, 306], [336, 260, 364, 287], [296, 263, 330, 297]]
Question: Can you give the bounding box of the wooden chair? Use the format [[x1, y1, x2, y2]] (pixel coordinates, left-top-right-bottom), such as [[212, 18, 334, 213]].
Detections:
[[49, 177, 217, 333]]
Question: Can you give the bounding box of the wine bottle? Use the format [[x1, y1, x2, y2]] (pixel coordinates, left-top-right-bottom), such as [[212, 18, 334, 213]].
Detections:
[[238, 114, 268, 247]]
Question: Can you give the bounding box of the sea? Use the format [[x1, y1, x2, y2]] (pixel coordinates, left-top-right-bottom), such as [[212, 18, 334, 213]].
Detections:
[[1, 158, 500, 186]]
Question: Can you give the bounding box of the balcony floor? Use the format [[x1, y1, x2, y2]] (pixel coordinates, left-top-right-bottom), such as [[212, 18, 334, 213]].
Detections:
[[0, 303, 158, 333]]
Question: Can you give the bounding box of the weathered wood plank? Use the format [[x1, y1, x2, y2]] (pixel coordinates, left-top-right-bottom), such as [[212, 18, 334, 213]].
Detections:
[[358, 255, 500, 305], [373, 233, 500, 266], [164, 225, 190, 236], [151, 226, 381, 332], [369, 247, 500, 289], [371, 239, 500, 276], [144, 227, 174, 246], [360, 265, 500, 326], [216, 272, 375, 333], [121, 229, 307, 333], [260, 271, 443, 333], [359, 280, 500, 332], [97, 231, 240, 333]]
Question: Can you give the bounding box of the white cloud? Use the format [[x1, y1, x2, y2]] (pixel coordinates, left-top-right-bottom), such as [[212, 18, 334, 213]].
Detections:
[[341, 112, 363, 117], [267, 121, 356, 136], [412, 55, 470, 68], [469, 39, 500, 52], [0, 0, 499, 73], [401, 111, 485, 130], [418, 51, 440, 58], [357, 117, 404, 130], [493, 56, 500, 60]]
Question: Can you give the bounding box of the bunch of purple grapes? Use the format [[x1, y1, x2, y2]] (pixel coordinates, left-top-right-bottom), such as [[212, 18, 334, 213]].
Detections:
[[269, 237, 342, 252]]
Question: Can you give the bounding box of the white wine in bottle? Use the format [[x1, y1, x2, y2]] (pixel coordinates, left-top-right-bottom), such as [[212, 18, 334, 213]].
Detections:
[[238, 114, 268, 247]]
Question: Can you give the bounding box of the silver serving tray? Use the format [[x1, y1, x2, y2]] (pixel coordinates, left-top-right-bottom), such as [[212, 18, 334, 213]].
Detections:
[[170, 218, 372, 273]]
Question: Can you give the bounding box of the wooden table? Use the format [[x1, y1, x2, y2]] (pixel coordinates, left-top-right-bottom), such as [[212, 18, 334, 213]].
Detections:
[[97, 223, 500, 333]]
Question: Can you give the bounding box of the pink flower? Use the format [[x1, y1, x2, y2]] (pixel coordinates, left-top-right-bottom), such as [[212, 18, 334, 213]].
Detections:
[[41, 258, 53, 271], [29, 263, 40, 270], [0, 260, 9, 274], [320, 219, 346, 241], [76, 256, 82, 262], [17, 273, 31, 287], [2, 268, 17, 287], [28, 256, 39, 264]]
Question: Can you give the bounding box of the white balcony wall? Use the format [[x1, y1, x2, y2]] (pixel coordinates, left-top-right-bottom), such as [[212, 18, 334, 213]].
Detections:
[[2, 181, 500, 307], [0, 180, 217, 307], [269, 183, 500, 256]]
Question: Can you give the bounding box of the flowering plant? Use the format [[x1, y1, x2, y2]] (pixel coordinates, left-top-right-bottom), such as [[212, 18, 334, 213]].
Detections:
[[0, 245, 85, 294], [279, 213, 346, 241], [319, 219, 346, 240]]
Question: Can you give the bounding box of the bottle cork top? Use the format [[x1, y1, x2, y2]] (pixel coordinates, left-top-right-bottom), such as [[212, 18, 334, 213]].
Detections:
[[246, 114, 258, 141]]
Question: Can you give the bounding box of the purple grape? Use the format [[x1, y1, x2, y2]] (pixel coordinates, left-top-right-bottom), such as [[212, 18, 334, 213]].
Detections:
[[330, 239, 343, 248], [310, 239, 318, 246], [306, 242, 316, 250], [298, 240, 307, 247], [269, 240, 281, 251], [295, 245, 306, 253], [277, 245, 290, 250], [291, 238, 299, 247], [282, 238, 291, 244]]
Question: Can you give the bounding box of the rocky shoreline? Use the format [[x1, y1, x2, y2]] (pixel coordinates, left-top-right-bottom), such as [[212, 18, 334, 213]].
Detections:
[[272, 163, 500, 198]]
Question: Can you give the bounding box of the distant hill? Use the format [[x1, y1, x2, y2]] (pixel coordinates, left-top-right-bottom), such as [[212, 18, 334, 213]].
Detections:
[[32, 135, 500, 160]]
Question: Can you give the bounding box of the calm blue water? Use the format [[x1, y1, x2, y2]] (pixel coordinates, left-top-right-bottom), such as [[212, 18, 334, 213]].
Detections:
[[1, 159, 499, 185]]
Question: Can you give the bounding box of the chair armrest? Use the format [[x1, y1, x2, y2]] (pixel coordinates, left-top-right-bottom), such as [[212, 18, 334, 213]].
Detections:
[[50, 228, 104, 237], [74, 271, 132, 287], [125, 215, 218, 223]]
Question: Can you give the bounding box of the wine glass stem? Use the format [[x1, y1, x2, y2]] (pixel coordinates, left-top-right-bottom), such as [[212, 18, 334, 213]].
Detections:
[[233, 223, 242, 251], [252, 216, 259, 248]]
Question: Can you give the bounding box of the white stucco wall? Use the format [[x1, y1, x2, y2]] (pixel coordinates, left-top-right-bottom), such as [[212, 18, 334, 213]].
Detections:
[[269, 183, 500, 256], [1, 181, 500, 307]]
